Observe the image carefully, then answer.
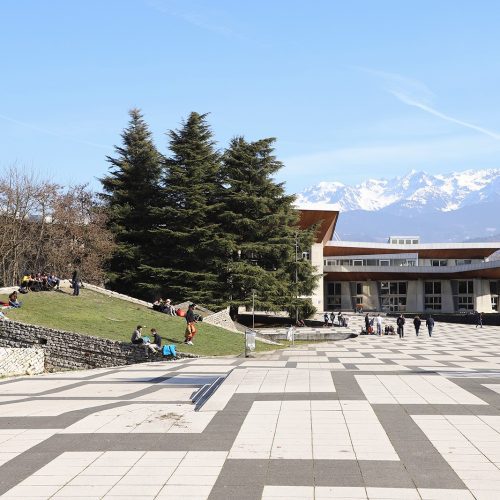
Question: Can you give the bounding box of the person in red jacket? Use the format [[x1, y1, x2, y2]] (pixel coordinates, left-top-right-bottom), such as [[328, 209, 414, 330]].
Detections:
[[184, 304, 198, 345]]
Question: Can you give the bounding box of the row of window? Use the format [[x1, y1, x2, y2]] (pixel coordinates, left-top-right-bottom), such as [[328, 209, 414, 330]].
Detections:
[[326, 280, 490, 312], [324, 259, 474, 267]]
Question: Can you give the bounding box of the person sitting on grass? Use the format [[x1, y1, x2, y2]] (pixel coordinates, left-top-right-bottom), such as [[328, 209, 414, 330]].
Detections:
[[152, 298, 164, 312], [143, 329, 160, 355], [20, 274, 31, 293], [47, 273, 60, 290], [151, 328, 162, 349], [163, 299, 176, 316], [8, 291, 22, 308], [184, 304, 198, 345], [131, 325, 144, 344]]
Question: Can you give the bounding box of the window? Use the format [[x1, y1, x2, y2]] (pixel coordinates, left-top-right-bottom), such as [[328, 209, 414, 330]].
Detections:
[[458, 296, 474, 310], [458, 280, 473, 295], [352, 260, 363, 266], [405, 239, 412, 244], [456, 259, 472, 265], [398, 239, 405, 244], [412, 240, 419, 244], [380, 281, 408, 312], [491, 281, 499, 312], [356, 283, 363, 295], [355, 297, 363, 305], [327, 296, 341, 308], [425, 296, 442, 310], [425, 281, 442, 311], [379, 260, 390, 266], [431, 260, 448, 267], [327, 282, 341, 296], [326, 282, 342, 310], [425, 281, 441, 295]]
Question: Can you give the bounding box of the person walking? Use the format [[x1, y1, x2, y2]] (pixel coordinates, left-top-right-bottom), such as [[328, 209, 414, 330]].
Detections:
[[364, 313, 370, 334], [72, 268, 80, 296], [426, 315, 435, 337], [184, 304, 198, 345], [376, 314, 382, 335], [476, 312, 483, 328], [397, 314, 405, 338], [413, 315, 421, 336]]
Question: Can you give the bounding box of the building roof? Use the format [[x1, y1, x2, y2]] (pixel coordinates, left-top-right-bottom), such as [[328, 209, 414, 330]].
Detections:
[[324, 259, 500, 281], [298, 209, 339, 244], [324, 241, 500, 259]]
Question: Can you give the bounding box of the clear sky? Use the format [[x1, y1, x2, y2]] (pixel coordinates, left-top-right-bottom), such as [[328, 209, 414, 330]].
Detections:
[[2, 0, 500, 193]]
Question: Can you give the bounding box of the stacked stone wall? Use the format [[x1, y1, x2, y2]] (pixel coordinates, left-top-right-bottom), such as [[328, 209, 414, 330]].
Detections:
[[203, 307, 240, 333], [0, 320, 195, 372], [0, 347, 44, 377]]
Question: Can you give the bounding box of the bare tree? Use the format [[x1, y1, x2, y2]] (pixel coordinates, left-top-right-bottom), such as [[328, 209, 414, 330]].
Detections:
[[0, 167, 115, 287]]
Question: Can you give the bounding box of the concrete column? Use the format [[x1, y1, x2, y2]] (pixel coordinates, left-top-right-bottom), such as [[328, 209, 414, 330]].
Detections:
[[310, 243, 324, 311], [340, 282, 352, 311], [441, 280, 454, 313], [407, 280, 424, 312], [364, 281, 379, 311], [474, 279, 493, 313]]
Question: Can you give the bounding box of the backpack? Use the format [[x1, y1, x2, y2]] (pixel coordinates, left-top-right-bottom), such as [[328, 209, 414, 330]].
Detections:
[[162, 344, 177, 357]]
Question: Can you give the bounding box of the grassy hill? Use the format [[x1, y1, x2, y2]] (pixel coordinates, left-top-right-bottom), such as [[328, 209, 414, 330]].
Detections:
[[1, 288, 279, 356]]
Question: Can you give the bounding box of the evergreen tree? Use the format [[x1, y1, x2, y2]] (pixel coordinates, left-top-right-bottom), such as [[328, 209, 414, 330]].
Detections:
[[100, 108, 162, 298], [216, 136, 319, 315], [145, 112, 223, 305]]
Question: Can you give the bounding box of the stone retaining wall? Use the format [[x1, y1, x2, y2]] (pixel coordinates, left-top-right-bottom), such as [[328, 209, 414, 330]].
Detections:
[[203, 307, 239, 333], [0, 320, 195, 372], [0, 347, 44, 377]]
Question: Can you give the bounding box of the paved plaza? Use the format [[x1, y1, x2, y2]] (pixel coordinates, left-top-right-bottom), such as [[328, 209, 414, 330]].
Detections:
[[1, 320, 500, 499]]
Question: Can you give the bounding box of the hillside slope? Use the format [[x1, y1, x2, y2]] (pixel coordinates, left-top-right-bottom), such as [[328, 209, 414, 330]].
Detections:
[[1, 289, 266, 356]]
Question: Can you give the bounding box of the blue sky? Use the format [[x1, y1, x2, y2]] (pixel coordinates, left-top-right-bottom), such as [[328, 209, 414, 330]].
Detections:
[[1, 0, 500, 193]]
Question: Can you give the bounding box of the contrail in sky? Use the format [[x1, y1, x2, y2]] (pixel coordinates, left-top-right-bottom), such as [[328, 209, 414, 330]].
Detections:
[[391, 91, 500, 141]]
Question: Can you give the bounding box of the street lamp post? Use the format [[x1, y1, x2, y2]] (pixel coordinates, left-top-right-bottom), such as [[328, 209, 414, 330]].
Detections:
[[252, 289, 256, 329], [295, 232, 299, 324]]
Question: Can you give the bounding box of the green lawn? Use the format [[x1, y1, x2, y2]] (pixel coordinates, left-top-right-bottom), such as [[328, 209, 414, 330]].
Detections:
[[1, 288, 285, 356]]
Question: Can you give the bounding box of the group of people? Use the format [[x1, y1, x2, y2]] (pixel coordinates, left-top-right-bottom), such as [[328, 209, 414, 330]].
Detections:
[[323, 311, 349, 327], [130, 303, 199, 355], [364, 313, 435, 338], [152, 298, 176, 316], [20, 272, 60, 293]]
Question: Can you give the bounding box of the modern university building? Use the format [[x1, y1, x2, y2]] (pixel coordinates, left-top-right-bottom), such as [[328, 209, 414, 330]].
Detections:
[[299, 209, 500, 314]]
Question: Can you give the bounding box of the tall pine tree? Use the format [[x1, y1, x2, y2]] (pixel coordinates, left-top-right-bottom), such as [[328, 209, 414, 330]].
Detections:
[[100, 109, 162, 299], [145, 112, 223, 305], [215, 136, 319, 315]]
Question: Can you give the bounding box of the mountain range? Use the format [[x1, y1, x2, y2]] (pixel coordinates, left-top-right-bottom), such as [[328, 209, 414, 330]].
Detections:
[[296, 169, 500, 243]]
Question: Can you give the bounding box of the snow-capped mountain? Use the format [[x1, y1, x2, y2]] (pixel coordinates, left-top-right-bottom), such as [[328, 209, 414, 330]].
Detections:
[[297, 168, 500, 214], [297, 169, 500, 242]]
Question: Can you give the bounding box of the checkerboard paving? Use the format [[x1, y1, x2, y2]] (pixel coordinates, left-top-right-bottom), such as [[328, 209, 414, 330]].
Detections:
[[1, 318, 500, 499]]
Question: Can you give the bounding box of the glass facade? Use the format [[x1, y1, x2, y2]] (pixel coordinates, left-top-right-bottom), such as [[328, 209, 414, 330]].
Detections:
[[424, 281, 442, 311], [380, 281, 407, 312]]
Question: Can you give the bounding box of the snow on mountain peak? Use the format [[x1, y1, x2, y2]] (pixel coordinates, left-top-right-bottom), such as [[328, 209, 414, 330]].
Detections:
[[297, 168, 500, 213]]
